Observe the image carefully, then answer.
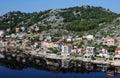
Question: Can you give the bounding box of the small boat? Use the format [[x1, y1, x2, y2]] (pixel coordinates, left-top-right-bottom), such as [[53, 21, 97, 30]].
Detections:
[[107, 67, 115, 77], [107, 70, 115, 77]]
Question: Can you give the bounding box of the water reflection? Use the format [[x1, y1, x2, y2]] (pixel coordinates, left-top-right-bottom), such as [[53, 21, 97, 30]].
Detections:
[[0, 51, 120, 78]]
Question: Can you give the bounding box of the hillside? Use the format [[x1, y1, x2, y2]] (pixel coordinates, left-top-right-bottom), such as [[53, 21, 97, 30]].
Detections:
[[0, 5, 119, 36]]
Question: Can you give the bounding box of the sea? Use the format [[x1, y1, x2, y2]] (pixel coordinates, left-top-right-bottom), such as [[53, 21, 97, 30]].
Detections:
[[0, 65, 120, 78], [0, 51, 120, 78]]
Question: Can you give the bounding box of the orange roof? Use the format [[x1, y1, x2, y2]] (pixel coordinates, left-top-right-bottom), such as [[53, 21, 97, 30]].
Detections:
[[116, 48, 120, 50], [104, 48, 109, 50], [63, 44, 72, 46], [53, 42, 59, 44], [49, 42, 52, 43]]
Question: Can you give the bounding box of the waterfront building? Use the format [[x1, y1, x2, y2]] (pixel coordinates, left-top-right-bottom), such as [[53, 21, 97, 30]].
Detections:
[[83, 47, 95, 58], [61, 44, 73, 55], [97, 48, 110, 58], [114, 48, 120, 60]]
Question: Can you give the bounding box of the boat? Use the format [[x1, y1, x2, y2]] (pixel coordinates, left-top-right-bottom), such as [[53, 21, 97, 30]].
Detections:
[[107, 67, 115, 77]]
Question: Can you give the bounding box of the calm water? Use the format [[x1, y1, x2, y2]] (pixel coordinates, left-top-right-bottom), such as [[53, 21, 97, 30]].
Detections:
[[0, 52, 120, 78], [0, 66, 120, 78]]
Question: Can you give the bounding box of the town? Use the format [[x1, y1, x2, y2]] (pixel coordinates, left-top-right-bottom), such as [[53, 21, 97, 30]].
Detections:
[[0, 25, 120, 68]]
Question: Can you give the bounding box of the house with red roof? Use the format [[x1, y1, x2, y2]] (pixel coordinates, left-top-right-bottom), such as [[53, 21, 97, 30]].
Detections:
[[53, 42, 59, 48], [114, 48, 120, 60], [61, 44, 73, 54]]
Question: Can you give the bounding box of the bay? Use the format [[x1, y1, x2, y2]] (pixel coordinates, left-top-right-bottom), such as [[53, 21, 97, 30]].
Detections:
[[0, 66, 120, 78]]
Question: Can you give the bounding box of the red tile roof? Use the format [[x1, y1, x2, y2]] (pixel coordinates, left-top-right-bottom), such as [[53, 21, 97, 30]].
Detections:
[[116, 48, 120, 51]]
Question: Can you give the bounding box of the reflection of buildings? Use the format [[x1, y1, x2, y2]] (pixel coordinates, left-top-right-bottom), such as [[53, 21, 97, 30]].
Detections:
[[116, 67, 120, 73], [0, 52, 120, 76]]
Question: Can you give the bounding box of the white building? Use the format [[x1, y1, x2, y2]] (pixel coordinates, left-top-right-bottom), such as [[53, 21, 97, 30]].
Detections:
[[114, 48, 120, 60], [66, 36, 72, 42], [61, 44, 73, 54], [83, 34, 94, 40], [0, 30, 4, 37], [41, 42, 54, 48], [107, 38, 117, 46], [84, 47, 95, 58], [53, 42, 59, 48], [97, 48, 110, 58]]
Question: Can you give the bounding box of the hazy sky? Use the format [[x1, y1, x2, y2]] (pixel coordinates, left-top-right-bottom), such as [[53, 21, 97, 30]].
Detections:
[[0, 0, 120, 15]]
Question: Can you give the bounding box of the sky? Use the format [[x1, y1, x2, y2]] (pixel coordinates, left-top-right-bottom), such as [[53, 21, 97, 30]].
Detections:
[[0, 0, 120, 15]]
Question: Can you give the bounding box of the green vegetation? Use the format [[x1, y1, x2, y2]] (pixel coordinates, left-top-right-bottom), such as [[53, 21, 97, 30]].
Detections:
[[62, 6, 118, 31], [102, 45, 117, 52], [0, 10, 50, 30], [0, 5, 119, 33], [108, 46, 117, 52], [48, 48, 58, 54]]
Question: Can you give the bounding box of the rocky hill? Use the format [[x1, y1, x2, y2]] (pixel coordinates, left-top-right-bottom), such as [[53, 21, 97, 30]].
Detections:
[[0, 5, 120, 37]]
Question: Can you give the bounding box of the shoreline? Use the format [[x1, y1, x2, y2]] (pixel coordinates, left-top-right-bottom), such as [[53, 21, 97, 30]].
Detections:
[[0, 51, 119, 73], [0, 47, 120, 68], [0, 47, 120, 76]]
